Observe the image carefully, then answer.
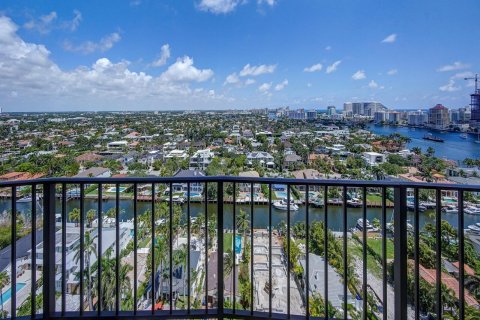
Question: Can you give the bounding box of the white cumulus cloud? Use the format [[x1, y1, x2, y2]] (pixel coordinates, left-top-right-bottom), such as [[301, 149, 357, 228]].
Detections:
[[63, 32, 121, 54], [197, 0, 244, 14], [0, 15, 222, 110], [368, 80, 378, 88], [439, 79, 460, 92], [387, 69, 398, 75], [304, 63, 322, 73], [257, 0, 277, 6], [160, 56, 213, 82], [152, 44, 171, 67], [258, 82, 272, 92], [352, 70, 366, 80], [437, 61, 470, 72], [326, 60, 341, 74], [274, 79, 288, 91], [239, 63, 276, 77], [245, 78, 256, 85], [224, 72, 239, 85], [381, 33, 397, 43]]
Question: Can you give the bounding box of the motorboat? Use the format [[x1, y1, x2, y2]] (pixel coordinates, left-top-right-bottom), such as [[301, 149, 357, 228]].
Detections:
[[16, 195, 33, 203], [386, 221, 414, 234], [407, 202, 427, 212], [172, 195, 185, 204], [347, 198, 363, 208], [460, 133, 468, 139], [273, 198, 299, 211], [441, 205, 458, 214], [465, 206, 480, 215], [420, 201, 436, 209], [16, 194, 41, 203], [310, 198, 324, 208], [356, 218, 379, 233], [467, 224, 480, 234]]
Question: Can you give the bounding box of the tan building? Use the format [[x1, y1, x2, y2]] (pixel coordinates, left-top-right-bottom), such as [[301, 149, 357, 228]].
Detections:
[[428, 104, 450, 129]]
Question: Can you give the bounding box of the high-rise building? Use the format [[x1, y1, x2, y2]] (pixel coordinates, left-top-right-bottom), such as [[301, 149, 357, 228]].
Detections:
[[306, 110, 318, 120], [374, 111, 387, 123], [428, 104, 450, 129], [343, 102, 386, 116], [327, 106, 336, 116], [459, 107, 471, 123], [407, 111, 428, 126], [387, 111, 401, 123], [470, 88, 480, 122]]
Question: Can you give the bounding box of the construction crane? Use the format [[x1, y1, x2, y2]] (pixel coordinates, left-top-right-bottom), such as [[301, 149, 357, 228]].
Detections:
[[465, 73, 479, 93]]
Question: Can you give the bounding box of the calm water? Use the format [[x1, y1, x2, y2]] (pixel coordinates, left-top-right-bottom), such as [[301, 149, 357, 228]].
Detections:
[[368, 125, 480, 161], [5, 198, 480, 231]]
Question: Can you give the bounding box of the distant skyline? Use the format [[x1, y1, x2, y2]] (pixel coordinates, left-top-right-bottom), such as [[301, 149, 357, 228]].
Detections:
[[0, 0, 479, 111]]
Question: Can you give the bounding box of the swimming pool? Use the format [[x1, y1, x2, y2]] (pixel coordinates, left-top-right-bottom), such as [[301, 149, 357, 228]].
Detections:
[[185, 192, 202, 197], [235, 235, 242, 254], [275, 191, 288, 199], [0, 282, 26, 305], [107, 186, 128, 193]]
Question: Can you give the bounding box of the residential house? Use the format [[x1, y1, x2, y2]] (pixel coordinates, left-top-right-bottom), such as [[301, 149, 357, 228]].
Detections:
[[238, 171, 261, 194], [74, 167, 111, 178], [362, 152, 386, 166], [171, 170, 205, 195], [292, 169, 322, 191], [284, 154, 303, 169], [164, 149, 188, 161], [189, 149, 215, 170], [246, 152, 274, 168]]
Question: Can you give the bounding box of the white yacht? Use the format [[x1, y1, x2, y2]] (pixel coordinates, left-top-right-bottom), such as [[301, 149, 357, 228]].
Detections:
[[356, 218, 379, 233], [172, 195, 185, 204], [468, 224, 480, 234], [273, 198, 299, 211], [465, 206, 480, 215], [441, 205, 458, 214]]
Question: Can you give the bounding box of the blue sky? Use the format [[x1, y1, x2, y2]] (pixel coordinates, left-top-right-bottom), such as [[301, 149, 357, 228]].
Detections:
[[0, 0, 478, 111]]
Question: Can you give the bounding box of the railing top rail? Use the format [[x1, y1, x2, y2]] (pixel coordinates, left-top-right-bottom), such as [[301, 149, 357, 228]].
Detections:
[[0, 176, 479, 190]]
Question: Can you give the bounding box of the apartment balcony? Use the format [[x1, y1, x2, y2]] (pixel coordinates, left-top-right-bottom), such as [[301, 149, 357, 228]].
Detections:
[[0, 177, 479, 319]]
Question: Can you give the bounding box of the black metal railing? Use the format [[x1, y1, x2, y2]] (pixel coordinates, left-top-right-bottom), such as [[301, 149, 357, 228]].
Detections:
[[0, 177, 479, 319]]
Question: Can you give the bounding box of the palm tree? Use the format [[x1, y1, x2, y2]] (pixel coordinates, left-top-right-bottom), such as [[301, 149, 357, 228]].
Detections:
[[224, 249, 234, 279], [411, 146, 422, 155], [119, 263, 133, 310], [86, 209, 96, 228], [191, 213, 205, 238], [0, 271, 10, 319], [69, 208, 80, 227], [173, 245, 188, 306], [93, 247, 116, 311], [74, 230, 97, 311], [465, 275, 480, 300], [236, 209, 250, 256]]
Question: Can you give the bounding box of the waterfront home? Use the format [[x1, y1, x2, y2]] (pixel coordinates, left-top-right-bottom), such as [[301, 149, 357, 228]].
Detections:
[[291, 169, 322, 191], [172, 169, 205, 194], [238, 171, 261, 193], [107, 140, 128, 150], [0, 172, 45, 181], [164, 149, 188, 161], [246, 152, 274, 168], [284, 154, 303, 169], [74, 167, 111, 178], [189, 149, 215, 170], [74, 152, 104, 166], [362, 152, 386, 166]]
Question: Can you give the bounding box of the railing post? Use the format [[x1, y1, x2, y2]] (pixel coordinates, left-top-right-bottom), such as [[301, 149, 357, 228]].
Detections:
[[217, 181, 224, 318], [393, 186, 407, 320], [43, 183, 56, 319]]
